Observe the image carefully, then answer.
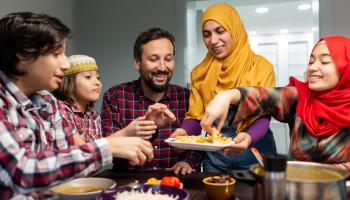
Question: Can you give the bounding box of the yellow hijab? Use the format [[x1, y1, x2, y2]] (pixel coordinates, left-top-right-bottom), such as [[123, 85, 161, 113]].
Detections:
[[186, 3, 276, 131]]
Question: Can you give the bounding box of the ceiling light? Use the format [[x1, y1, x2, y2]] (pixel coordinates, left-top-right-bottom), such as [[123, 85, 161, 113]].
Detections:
[[298, 4, 312, 10], [248, 31, 257, 36], [280, 29, 288, 34], [255, 7, 269, 14]]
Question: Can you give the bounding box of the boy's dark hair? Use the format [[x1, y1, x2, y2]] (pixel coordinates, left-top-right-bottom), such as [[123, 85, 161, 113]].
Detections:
[[133, 27, 175, 61], [0, 12, 71, 77]]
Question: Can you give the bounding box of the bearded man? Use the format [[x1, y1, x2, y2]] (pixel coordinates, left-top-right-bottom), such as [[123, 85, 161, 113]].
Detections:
[[101, 28, 201, 174]]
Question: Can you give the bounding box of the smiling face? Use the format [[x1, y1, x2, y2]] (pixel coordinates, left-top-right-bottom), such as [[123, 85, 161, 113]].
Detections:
[[307, 42, 340, 91], [134, 38, 174, 92], [16, 41, 70, 95], [73, 70, 102, 106], [202, 20, 233, 59]]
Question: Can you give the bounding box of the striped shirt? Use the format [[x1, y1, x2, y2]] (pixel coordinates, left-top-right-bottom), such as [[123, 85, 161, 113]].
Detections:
[[0, 71, 112, 199], [235, 86, 350, 170], [59, 101, 102, 143], [101, 79, 201, 170]]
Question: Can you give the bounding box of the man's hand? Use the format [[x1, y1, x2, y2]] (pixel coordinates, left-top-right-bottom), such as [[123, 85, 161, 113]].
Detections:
[[106, 136, 154, 166], [222, 132, 251, 154], [165, 161, 195, 175], [145, 103, 176, 128], [117, 116, 157, 140], [169, 128, 188, 138]]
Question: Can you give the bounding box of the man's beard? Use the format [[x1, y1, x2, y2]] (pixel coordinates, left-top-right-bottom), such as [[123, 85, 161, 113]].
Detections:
[[140, 70, 172, 92]]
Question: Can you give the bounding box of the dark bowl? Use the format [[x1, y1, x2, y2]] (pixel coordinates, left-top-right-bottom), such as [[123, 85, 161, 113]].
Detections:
[[97, 184, 189, 200]]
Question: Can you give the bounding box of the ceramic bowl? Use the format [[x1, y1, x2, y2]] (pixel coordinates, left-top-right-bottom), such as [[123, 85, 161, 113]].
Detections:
[[202, 176, 235, 200], [50, 177, 116, 200]]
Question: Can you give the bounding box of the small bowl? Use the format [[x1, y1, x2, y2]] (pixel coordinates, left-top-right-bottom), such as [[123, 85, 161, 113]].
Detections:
[[202, 176, 235, 200], [50, 177, 116, 200], [250, 164, 265, 182]]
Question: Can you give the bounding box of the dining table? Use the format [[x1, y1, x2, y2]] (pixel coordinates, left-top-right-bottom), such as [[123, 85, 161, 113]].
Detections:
[[94, 169, 350, 200], [94, 169, 258, 200]]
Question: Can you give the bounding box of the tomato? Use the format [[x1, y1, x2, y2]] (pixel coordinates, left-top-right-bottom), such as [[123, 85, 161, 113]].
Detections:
[[160, 176, 181, 188]]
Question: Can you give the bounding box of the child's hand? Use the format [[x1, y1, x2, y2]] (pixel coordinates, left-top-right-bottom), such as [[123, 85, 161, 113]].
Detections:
[[122, 116, 157, 140], [145, 103, 176, 128], [106, 136, 154, 165]]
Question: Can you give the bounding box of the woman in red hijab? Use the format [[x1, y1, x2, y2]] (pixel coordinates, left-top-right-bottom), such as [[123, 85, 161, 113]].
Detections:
[[201, 36, 350, 170]]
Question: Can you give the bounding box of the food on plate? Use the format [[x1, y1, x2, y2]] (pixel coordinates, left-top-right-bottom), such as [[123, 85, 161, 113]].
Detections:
[[145, 176, 182, 188], [55, 185, 106, 194], [175, 127, 232, 144], [114, 188, 179, 200]]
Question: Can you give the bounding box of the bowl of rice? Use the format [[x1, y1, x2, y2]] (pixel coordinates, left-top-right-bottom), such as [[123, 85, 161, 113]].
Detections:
[[97, 184, 189, 200]]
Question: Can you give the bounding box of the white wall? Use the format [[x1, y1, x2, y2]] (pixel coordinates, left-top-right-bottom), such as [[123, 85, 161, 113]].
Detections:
[[0, 0, 75, 53]]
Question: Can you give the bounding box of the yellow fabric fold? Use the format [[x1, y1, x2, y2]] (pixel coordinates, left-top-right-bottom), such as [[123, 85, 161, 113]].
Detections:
[[185, 3, 276, 132]]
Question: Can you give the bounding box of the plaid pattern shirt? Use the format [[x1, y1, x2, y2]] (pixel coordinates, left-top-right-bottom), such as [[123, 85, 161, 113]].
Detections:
[[0, 71, 112, 199], [101, 79, 201, 170], [59, 101, 102, 143], [235, 86, 350, 171]]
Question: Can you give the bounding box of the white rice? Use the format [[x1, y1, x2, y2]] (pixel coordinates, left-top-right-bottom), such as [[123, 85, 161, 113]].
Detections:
[[114, 188, 179, 200]]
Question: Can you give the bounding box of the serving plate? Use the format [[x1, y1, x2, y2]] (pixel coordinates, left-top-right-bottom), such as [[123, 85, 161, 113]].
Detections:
[[165, 138, 235, 151], [97, 184, 189, 200]]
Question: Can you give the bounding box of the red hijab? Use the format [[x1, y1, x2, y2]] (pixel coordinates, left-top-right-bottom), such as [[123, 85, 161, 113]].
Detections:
[[289, 36, 350, 137]]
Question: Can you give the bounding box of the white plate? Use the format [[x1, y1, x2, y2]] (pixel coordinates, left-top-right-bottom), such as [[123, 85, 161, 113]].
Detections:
[[165, 138, 235, 151], [51, 177, 116, 200]]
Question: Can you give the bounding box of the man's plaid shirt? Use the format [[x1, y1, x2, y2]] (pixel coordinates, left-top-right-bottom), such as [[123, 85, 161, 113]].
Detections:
[[101, 79, 201, 170]]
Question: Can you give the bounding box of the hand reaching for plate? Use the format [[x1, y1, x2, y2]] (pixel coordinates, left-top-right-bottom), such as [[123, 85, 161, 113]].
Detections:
[[145, 103, 176, 128]]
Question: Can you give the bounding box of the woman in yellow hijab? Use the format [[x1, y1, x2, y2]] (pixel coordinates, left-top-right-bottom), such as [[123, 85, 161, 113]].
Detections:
[[172, 3, 277, 172]]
